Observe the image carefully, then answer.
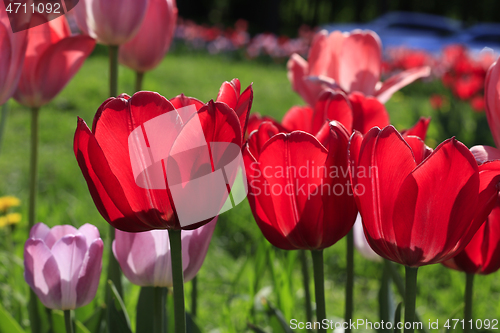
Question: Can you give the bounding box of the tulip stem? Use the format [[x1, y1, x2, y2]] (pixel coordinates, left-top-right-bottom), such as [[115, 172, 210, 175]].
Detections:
[[154, 287, 166, 333], [311, 250, 326, 333], [105, 226, 123, 300], [404, 266, 419, 333], [379, 260, 393, 332], [464, 273, 474, 333], [345, 230, 354, 333], [28, 106, 41, 333], [299, 250, 313, 325], [109, 45, 119, 97], [64, 310, 73, 333], [0, 102, 8, 156], [169, 229, 186, 333], [191, 276, 197, 318], [135, 71, 144, 92]]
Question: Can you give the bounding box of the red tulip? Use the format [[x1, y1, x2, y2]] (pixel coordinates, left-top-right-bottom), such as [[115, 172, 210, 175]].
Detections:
[[349, 126, 500, 266], [287, 30, 430, 106], [119, 0, 177, 73], [13, 14, 95, 108], [74, 83, 251, 232], [74, 0, 149, 45], [442, 146, 500, 274], [0, 6, 28, 105], [485, 59, 500, 147], [243, 121, 357, 250]]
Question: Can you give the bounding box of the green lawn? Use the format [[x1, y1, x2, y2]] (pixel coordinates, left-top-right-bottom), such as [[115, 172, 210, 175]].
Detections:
[[0, 49, 498, 332]]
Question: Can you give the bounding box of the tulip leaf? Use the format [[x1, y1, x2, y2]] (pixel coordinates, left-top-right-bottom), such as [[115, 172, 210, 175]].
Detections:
[[136, 287, 155, 333], [0, 303, 24, 333], [263, 299, 293, 333], [393, 302, 403, 333], [107, 280, 132, 333], [82, 305, 105, 333]]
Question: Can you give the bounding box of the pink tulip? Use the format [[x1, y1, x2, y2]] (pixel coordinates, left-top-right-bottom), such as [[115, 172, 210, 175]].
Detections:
[[485, 59, 500, 147], [113, 218, 216, 287], [74, 0, 149, 46], [353, 214, 381, 262], [287, 30, 431, 106], [0, 5, 28, 105], [13, 14, 95, 108], [119, 0, 177, 73], [24, 223, 103, 310]]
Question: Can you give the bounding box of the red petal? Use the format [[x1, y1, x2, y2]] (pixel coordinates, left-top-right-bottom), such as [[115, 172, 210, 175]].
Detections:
[[375, 66, 431, 103], [401, 117, 431, 141], [282, 105, 314, 133], [313, 90, 353, 134], [349, 92, 390, 134]]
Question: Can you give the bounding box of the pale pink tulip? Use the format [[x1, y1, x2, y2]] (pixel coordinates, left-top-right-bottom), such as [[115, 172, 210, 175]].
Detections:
[[287, 30, 431, 106], [113, 218, 216, 287], [13, 14, 95, 108], [353, 214, 381, 262], [24, 223, 103, 310], [74, 0, 149, 45], [119, 0, 177, 73], [0, 5, 28, 105]]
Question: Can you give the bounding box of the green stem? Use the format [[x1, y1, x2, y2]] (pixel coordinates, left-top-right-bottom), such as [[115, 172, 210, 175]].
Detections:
[[169, 229, 186, 333], [311, 250, 326, 333], [28, 107, 41, 333], [154, 287, 166, 333], [464, 273, 474, 333], [345, 230, 354, 333], [191, 276, 197, 318], [299, 250, 313, 325], [379, 260, 392, 333], [0, 102, 8, 156], [135, 71, 144, 92], [404, 266, 418, 333], [105, 226, 123, 300], [109, 45, 119, 97], [64, 310, 73, 333]]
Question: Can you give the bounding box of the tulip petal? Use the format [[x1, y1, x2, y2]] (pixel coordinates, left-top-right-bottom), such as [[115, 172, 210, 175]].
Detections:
[[349, 92, 390, 134], [45, 225, 78, 249], [33, 35, 95, 106], [76, 238, 103, 307], [247, 121, 280, 160], [29, 222, 51, 240], [287, 53, 323, 106], [313, 90, 353, 134], [486, 60, 500, 147], [375, 66, 431, 104], [51, 235, 87, 309], [74, 118, 151, 232], [24, 239, 62, 309], [400, 117, 431, 141], [282, 105, 313, 133], [183, 217, 217, 282], [77, 224, 101, 248], [392, 138, 479, 265], [470, 145, 500, 164], [338, 31, 382, 96]]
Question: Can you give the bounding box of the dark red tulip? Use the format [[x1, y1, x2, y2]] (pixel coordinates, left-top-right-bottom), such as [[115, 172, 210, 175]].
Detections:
[[349, 126, 500, 266], [74, 84, 250, 232], [243, 121, 357, 250]]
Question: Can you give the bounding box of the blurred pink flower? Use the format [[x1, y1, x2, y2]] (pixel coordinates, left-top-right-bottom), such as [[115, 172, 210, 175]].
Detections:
[[0, 5, 28, 105], [74, 0, 149, 45], [119, 0, 177, 73], [24, 223, 103, 310], [287, 30, 430, 106], [13, 14, 95, 108], [353, 214, 381, 262], [112, 218, 216, 287]]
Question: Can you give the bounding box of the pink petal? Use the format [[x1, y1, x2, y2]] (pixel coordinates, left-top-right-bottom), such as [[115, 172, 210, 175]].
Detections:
[[485, 60, 500, 147], [470, 145, 500, 164], [338, 30, 382, 96], [51, 235, 88, 309], [76, 239, 103, 307], [375, 66, 431, 104], [24, 239, 62, 309], [77, 224, 101, 248]]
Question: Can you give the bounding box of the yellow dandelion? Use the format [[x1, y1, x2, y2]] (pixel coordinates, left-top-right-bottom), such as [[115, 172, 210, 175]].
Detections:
[[0, 196, 21, 212]]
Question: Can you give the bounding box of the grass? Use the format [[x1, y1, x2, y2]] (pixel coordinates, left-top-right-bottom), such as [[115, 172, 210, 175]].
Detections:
[[0, 48, 499, 332]]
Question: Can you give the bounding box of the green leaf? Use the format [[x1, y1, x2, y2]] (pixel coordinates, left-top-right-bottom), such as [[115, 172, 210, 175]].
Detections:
[[0, 302, 24, 333], [264, 299, 293, 333], [107, 280, 132, 333], [51, 310, 91, 333], [136, 287, 155, 333], [82, 305, 105, 333], [393, 302, 403, 333]]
